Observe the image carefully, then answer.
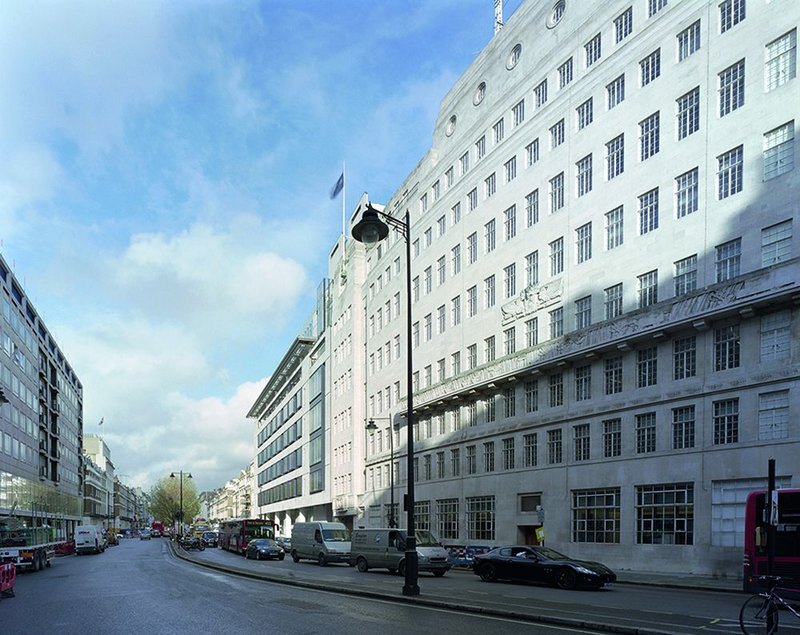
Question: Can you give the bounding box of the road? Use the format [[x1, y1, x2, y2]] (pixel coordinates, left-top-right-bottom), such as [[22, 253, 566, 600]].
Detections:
[[3, 538, 624, 635]]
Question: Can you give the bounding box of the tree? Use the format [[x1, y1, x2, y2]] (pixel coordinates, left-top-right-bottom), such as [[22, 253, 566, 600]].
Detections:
[[149, 475, 200, 526]]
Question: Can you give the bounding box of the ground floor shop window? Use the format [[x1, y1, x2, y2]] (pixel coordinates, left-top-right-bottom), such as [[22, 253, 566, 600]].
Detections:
[[467, 495, 495, 541], [636, 482, 694, 545], [572, 488, 620, 543]]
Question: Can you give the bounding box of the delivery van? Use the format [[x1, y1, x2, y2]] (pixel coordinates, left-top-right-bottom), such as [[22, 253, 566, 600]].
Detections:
[[290, 521, 351, 566], [75, 525, 105, 555], [349, 528, 451, 576]]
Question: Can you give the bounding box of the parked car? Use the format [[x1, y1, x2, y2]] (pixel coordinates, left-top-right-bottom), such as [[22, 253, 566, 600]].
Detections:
[[275, 536, 291, 551], [472, 545, 616, 590], [139, 529, 152, 540], [201, 531, 218, 548], [244, 538, 285, 561]]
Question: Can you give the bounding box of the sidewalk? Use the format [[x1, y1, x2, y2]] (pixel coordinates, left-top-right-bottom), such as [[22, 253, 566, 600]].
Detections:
[[614, 569, 742, 592]]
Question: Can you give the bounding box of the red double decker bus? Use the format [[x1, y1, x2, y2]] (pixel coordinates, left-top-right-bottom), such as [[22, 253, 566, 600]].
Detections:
[[743, 489, 800, 594], [218, 518, 274, 555]]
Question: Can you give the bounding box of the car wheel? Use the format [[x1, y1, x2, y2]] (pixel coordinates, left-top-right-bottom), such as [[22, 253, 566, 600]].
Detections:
[[356, 557, 368, 573], [291, 550, 299, 563], [556, 568, 578, 590], [318, 553, 327, 567], [279, 554, 285, 561], [397, 560, 406, 577], [479, 563, 498, 582], [433, 570, 446, 578]]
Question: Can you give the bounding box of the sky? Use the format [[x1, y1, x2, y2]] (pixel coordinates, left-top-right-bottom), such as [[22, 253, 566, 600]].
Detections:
[[0, 0, 523, 492]]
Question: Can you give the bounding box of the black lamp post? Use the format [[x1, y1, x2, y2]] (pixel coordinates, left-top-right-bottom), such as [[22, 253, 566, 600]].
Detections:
[[366, 415, 396, 528], [353, 203, 419, 597], [170, 471, 192, 538]]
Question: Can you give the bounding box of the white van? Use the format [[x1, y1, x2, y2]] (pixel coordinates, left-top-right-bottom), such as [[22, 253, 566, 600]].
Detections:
[[290, 521, 351, 566], [75, 525, 105, 555], [349, 528, 451, 577]]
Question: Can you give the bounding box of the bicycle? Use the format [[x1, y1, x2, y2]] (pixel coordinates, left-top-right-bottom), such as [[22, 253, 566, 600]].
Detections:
[[739, 575, 800, 634]]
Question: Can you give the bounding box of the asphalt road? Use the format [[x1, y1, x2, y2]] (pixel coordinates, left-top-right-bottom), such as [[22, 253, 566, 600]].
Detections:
[[3, 539, 628, 635]]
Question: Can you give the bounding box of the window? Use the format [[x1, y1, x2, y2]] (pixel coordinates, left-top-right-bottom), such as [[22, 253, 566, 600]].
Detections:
[[549, 237, 564, 275], [714, 325, 740, 371], [437, 256, 446, 286], [424, 314, 432, 341], [718, 146, 743, 199], [512, 100, 525, 127], [523, 432, 538, 466], [758, 390, 789, 440], [467, 232, 478, 264], [760, 310, 790, 361], [504, 156, 517, 183], [524, 380, 538, 414], [432, 180, 441, 201], [637, 346, 658, 387], [575, 365, 591, 400], [715, 238, 741, 282], [437, 215, 446, 237], [451, 296, 461, 327], [639, 112, 660, 160], [549, 173, 565, 212], [466, 446, 477, 475], [467, 496, 495, 541], [526, 139, 540, 167], [493, 118, 505, 144], [674, 255, 697, 296], [719, 59, 745, 116], [534, 79, 548, 107], [638, 188, 659, 235], [577, 98, 593, 130], [459, 151, 470, 176], [575, 224, 592, 264], [604, 357, 622, 395], [467, 286, 478, 317], [713, 398, 739, 444], [604, 283, 623, 319], [504, 205, 517, 240], [467, 343, 477, 369], [574, 424, 590, 461], [423, 455, 431, 480], [606, 134, 624, 179], [585, 33, 601, 67], [451, 244, 461, 276], [675, 168, 699, 218], [502, 437, 515, 469], [761, 220, 792, 265], [677, 21, 700, 61], [548, 372, 564, 407], [451, 202, 461, 225], [573, 488, 620, 544], [677, 87, 700, 139], [451, 351, 461, 376], [437, 305, 446, 335], [484, 276, 496, 309], [614, 7, 633, 44], [636, 483, 694, 545], [765, 30, 797, 92], [549, 307, 564, 339], [558, 57, 573, 89], [550, 119, 565, 148], [525, 251, 539, 287], [636, 412, 656, 453], [504, 264, 516, 299], [648, 0, 667, 17], [437, 499, 459, 540], [476, 135, 486, 161], [719, 0, 745, 33], [503, 327, 516, 356], [484, 335, 495, 362], [576, 155, 592, 197], [640, 49, 661, 86], [424, 266, 432, 294], [673, 336, 697, 380], [607, 75, 625, 109], [605, 206, 624, 249], [484, 219, 496, 253], [603, 419, 622, 457], [524, 320, 540, 355], [547, 429, 563, 464], [419, 193, 428, 214], [764, 121, 795, 180], [445, 166, 454, 189], [638, 270, 658, 307], [672, 406, 695, 449], [484, 172, 496, 198], [483, 442, 495, 472], [525, 190, 539, 227]]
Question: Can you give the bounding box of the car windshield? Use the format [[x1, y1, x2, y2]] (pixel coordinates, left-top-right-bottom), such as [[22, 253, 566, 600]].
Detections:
[[321, 529, 350, 542], [203, 532, 215, 538], [245, 524, 273, 539], [251, 539, 275, 547], [414, 530, 440, 547], [533, 546, 569, 560]]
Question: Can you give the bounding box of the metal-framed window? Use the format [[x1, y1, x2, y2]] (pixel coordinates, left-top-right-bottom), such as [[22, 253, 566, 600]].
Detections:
[[525, 317, 538, 348], [512, 99, 525, 127], [577, 98, 593, 130], [502, 437, 515, 469], [466, 445, 477, 474], [606, 134, 624, 179], [504, 264, 516, 299], [484, 335, 495, 363], [549, 173, 565, 211], [719, 0, 745, 33], [760, 310, 791, 361], [574, 423, 590, 461], [614, 7, 633, 44], [526, 190, 539, 226], [504, 205, 517, 240], [719, 59, 745, 116], [673, 336, 696, 380], [547, 428, 563, 464], [549, 307, 564, 340], [459, 151, 470, 176], [585, 33, 601, 67], [605, 206, 624, 249], [677, 87, 700, 139], [604, 283, 623, 319], [603, 419, 622, 457], [451, 244, 461, 276], [637, 346, 658, 387], [526, 139, 540, 167], [558, 57, 573, 89], [635, 412, 656, 453], [525, 379, 538, 413], [534, 79, 548, 107], [483, 441, 495, 472], [525, 251, 539, 286], [504, 156, 517, 183], [715, 238, 740, 282], [468, 188, 478, 212], [764, 121, 795, 180], [638, 270, 658, 307], [523, 432, 538, 466], [437, 499, 459, 540], [484, 172, 496, 198], [638, 188, 659, 234], [576, 155, 593, 197], [672, 406, 695, 449], [575, 295, 592, 330], [639, 112, 660, 160], [548, 373, 564, 407], [640, 48, 661, 86], [713, 398, 739, 444], [467, 286, 477, 317], [636, 483, 694, 545], [549, 237, 564, 275], [607, 74, 625, 109], [503, 385, 515, 418], [714, 325, 740, 371], [550, 119, 565, 148], [604, 357, 623, 395], [476, 135, 486, 160], [466, 496, 495, 541], [573, 488, 620, 543], [761, 220, 792, 265], [677, 21, 700, 61], [648, 0, 667, 18], [717, 146, 743, 199], [575, 365, 591, 401], [484, 276, 496, 309], [758, 390, 790, 440], [467, 343, 477, 369], [765, 30, 796, 92], [673, 255, 697, 296], [484, 220, 496, 253], [467, 232, 478, 264], [675, 167, 698, 218]]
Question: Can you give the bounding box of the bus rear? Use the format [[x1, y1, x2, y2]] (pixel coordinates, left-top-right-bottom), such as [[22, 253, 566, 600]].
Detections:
[[743, 489, 800, 595]]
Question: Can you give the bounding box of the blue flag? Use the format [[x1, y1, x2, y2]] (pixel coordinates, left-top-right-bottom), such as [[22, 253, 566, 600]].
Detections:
[[330, 173, 344, 199]]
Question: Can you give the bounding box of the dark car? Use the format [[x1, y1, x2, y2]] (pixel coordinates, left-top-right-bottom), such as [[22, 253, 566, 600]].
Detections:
[[139, 529, 152, 540], [244, 538, 285, 561], [202, 531, 218, 548], [472, 545, 616, 589], [275, 536, 291, 551]]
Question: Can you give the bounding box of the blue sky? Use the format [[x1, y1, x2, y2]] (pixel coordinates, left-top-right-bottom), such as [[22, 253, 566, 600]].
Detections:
[[0, 0, 522, 491]]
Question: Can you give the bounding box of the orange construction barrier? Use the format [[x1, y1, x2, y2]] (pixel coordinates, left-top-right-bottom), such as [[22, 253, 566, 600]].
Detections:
[[0, 562, 16, 598]]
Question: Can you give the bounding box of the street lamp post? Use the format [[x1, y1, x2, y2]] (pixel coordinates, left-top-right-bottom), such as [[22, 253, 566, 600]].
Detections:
[[366, 415, 396, 528], [353, 203, 419, 597], [170, 471, 192, 538]]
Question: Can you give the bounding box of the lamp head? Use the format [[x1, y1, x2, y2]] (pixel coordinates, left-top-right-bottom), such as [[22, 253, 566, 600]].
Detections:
[[365, 419, 378, 431], [352, 204, 389, 247]]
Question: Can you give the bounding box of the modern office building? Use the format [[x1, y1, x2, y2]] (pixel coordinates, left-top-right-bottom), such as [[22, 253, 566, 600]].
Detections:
[[83, 435, 115, 528], [354, 0, 799, 577], [0, 252, 84, 538]]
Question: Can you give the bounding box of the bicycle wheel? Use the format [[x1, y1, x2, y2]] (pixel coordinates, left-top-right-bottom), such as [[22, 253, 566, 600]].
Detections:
[[739, 594, 779, 635]]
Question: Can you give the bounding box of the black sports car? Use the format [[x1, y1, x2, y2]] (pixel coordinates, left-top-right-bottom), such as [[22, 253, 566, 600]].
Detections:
[[472, 545, 616, 589], [244, 538, 285, 561]]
